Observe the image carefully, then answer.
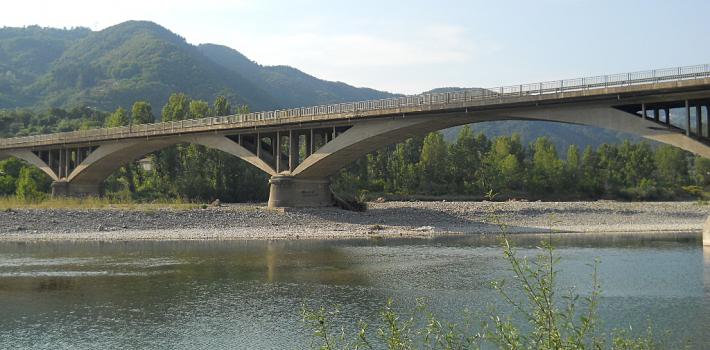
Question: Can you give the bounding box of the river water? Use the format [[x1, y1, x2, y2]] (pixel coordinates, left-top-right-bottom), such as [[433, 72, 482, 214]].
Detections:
[[0, 234, 707, 349]]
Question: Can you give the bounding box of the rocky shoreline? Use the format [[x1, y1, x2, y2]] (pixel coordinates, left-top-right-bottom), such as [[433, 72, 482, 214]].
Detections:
[[0, 201, 707, 241]]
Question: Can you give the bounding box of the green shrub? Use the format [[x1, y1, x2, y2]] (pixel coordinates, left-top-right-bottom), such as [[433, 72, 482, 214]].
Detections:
[[15, 167, 45, 203]]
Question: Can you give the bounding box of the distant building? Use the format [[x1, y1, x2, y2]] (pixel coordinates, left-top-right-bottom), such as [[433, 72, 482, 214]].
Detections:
[[137, 157, 153, 172]]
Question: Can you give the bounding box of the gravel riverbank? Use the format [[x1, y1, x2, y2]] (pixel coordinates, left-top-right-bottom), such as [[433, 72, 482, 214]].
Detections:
[[0, 201, 707, 241]]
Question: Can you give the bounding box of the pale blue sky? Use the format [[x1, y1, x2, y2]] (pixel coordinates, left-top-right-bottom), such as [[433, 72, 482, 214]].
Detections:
[[2, 0, 709, 94]]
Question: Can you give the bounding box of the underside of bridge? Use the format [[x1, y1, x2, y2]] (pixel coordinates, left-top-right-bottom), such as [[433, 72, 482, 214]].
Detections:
[[3, 93, 710, 207]]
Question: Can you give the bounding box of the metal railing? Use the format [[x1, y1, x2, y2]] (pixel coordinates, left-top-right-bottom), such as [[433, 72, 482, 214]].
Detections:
[[2, 63, 710, 149]]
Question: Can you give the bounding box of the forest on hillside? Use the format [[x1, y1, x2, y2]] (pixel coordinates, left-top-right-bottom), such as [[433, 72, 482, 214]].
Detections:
[[2, 93, 709, 203]]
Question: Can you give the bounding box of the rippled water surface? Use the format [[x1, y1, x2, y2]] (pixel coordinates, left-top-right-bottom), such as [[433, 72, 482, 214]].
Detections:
[[0, 234, 708, 349]]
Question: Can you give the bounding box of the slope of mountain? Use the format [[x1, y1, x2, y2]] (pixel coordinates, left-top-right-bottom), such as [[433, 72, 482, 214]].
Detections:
[[0, 21, 633, 149], [197, 43, 395, 107], [25, 21, 280, 112], [0, 21, 393, 113], [0, 26, 90, 107]]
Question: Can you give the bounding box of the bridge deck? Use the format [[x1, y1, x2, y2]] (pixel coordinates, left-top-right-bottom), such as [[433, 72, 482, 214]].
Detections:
[[2, 64, 710, 150]]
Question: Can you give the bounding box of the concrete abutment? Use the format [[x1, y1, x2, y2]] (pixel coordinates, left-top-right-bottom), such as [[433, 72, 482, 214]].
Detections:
[[51, 181, 101, 197], [267, 175, 332, 208]]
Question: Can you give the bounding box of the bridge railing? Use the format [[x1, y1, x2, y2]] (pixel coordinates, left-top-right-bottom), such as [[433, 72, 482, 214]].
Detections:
[[2, 63, 710, 148]]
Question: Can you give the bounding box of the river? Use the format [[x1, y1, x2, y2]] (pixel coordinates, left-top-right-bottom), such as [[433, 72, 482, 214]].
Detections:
[[0, 234, 707, 349]]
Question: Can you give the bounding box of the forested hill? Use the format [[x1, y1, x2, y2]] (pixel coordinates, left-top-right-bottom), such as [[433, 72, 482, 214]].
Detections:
[[197, 44, 394, 108], [0, 21, 394, 112], [0, 20, 634, 150]]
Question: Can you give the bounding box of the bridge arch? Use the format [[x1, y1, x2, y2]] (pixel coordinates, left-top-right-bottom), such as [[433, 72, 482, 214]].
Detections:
[[67, 135, 276, 186], [3, 102, 710, 206], [291, 104, 710, 180], [0, 135, 276, 197], [0, 149, 60, 181]]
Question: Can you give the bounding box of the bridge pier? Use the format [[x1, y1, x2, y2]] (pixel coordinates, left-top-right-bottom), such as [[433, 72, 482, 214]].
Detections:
[[51, 180, 100, 198], [267, 175, 332, 208]]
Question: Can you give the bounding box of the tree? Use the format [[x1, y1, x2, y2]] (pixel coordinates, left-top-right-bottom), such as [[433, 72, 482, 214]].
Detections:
[[578, 146, 603, 198], [0, 157, 21, 196], [189, 100, 211, 119], [131, 101, 154, 124], [213, 96, 231, 117], [618, 140, 655, 187], [694, 156, 710, 187], [418, 132, 449, 193], [16, 167, 44, 202], [161, 93, 191, 121], [104, 107, 129, 127], [654, 145, 689, 187], [596, 144, 625, 194], [564, 144, 581, 192], [483, 135, 525, 192], [449, 126, 490, 194], [365, 149, 389, 192], [388, 138, 423, 193], [528, 137, 564, 194]]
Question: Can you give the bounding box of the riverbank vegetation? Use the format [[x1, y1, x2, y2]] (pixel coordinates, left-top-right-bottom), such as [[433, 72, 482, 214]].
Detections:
[[2, 94, 710, 203], [333, 126, 710, 202]]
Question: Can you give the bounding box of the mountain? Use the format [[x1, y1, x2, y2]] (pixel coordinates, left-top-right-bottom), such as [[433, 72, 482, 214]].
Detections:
[[0, 21, 393, 112], [0, 21, 634, 150], [197, 44, 394, 108], [0, 26, 91, 107]]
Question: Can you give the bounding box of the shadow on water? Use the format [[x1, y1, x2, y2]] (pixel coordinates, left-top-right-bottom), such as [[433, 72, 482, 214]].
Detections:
[[0, 240, 382, 328]]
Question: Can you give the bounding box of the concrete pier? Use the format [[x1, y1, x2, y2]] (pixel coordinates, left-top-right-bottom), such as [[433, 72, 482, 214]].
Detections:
[[267, 176, 332, 208], [51, 181, 100, 197]]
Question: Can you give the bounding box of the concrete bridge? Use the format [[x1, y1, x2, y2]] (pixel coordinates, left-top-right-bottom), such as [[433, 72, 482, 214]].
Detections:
[[3, 64, 710, 207]]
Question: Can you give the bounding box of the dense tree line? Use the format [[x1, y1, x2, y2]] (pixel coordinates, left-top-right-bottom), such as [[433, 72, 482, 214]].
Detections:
[[100, 94, 268, 202], [2, 98, 710, 202], [332, 125, 710, 201], [1, 94, 268, 202]]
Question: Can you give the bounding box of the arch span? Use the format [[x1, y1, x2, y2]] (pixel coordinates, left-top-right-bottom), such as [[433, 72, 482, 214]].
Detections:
[[0, 150, 59, 181], [507, 105, 710, 159], [292, 112, 500, 178], [67, 135, 276, 185], [291, 104, 710, 180], [53, 134, 276, 196]]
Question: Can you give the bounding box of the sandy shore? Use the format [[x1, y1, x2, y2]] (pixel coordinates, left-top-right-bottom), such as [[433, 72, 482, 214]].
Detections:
[[0, 201, 707, 241]]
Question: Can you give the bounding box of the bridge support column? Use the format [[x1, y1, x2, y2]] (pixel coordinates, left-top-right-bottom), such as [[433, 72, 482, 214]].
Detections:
[[267, 175, 332, 208], [51, 180, 100, 198]]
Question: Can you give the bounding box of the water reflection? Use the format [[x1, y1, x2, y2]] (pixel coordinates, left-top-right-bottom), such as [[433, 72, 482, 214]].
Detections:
[[0, 234, 707, 349]]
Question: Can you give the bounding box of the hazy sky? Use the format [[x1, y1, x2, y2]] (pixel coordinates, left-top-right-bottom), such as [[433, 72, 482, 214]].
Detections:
[[2, 0, 709, 94]]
